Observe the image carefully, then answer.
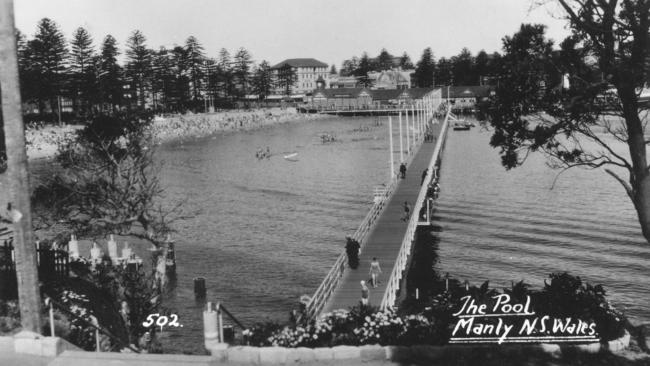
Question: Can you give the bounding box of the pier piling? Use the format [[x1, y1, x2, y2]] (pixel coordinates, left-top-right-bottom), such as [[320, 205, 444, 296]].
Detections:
[[194, 277, 206, 299]]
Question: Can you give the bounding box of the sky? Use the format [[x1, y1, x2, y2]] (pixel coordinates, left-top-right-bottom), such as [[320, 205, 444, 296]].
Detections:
[[13, 0, 572, 69]]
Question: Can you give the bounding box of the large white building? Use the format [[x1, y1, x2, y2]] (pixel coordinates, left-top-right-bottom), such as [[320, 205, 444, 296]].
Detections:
[[271, 58, 329, 96]]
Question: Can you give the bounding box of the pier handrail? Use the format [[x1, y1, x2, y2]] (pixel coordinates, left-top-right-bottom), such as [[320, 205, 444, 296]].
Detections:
[[302, 111, 427, 320], [218, 302, 247, 330], [379, 107, 451, 310], [302, 171, 398, 320]]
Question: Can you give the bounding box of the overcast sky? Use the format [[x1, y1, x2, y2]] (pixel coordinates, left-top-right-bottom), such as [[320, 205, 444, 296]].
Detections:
[[14, 0, 572, 68]]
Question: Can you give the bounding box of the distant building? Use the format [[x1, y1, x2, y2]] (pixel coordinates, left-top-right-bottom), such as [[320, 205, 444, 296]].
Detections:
[[271, 58, 329, 96], [368, 69, 415, 89], [310, 87, 435, 109], [440, 85, 493, 111], [329, 75, 359, 89]]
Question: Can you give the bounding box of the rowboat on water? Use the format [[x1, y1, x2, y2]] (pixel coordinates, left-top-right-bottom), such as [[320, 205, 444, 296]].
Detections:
[[452, 121, 472, 131]]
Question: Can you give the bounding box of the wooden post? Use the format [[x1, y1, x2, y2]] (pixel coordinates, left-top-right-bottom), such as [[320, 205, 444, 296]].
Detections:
[[0, 0, 43, 333], [218, 304, 224, 343], [388, 116, 394, 181], [398, 111, 403, 163], [405, 107, 409, 146], [406, 109, 410, 154], [411, 104, 416, 141], [194, 277, 206, 299], [57, 95, 62, 125], [48, 299, 55, 336], [90, 315, 100, 352]]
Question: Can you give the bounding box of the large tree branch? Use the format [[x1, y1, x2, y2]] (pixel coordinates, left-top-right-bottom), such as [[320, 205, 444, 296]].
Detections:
[[605, 168, 634, 198]]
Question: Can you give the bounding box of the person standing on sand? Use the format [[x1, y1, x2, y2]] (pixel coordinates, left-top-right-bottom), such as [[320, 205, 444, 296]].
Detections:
[[360, 280, 369, 306], [369, 258, 382, 288]]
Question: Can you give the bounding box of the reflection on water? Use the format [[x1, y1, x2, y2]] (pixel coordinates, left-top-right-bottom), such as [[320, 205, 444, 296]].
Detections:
[[154, 116, 649, 353]]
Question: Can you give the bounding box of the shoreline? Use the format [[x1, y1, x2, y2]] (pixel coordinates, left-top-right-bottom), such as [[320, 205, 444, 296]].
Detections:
[[25, 107, 327, 160], [151, 107, 326, 145]]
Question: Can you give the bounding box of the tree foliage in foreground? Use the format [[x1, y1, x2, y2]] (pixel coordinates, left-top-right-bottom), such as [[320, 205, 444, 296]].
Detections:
[[488, 0, 650, 242], [32, 112, 178, 245]]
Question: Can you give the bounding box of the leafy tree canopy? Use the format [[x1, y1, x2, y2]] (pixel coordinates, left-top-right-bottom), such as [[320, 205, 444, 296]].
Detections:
[[488, 0, 650, 242]]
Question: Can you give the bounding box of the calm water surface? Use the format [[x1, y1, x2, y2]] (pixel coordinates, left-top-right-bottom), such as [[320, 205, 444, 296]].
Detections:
[[158, 117, 389, 353], [155, 116, 649, 353], [435, 123, 650, 323]]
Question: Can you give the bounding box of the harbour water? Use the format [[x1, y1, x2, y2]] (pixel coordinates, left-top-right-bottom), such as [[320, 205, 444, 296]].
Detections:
[[435, 122, 650, 323], [150, 115, 648, 353], [157, 116, 390, 353]]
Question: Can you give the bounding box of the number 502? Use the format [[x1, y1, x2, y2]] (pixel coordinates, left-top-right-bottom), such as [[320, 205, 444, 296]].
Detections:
[[142, 313, 181, 330]]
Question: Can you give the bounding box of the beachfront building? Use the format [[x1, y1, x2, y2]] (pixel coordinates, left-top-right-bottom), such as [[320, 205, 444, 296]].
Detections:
[[312, 88, 373, 109], [440, 85, 493, 112], [368, 69, 415, 89], [271, 58, 329, 97], [329, 75, 359, 89], [310, 87, 435, 109]]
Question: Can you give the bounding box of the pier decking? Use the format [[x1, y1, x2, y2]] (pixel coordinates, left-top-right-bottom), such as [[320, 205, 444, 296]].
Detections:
[[322, 121, 443, 313]]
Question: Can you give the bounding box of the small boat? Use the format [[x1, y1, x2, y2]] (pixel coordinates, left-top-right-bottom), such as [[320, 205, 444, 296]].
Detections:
[[283, 152, 298, 159], [320, 133, 337, 143], [452, 121, 471, 131]]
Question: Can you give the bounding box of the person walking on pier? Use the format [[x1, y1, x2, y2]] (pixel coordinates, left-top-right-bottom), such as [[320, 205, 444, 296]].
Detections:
[[399, 162, 407, 179], [345, 235, 361, 269], [421, 168, 428, 186], [360, 280, 369, 306], [401, 201, 411, 221], [369, 258, 382, 288]]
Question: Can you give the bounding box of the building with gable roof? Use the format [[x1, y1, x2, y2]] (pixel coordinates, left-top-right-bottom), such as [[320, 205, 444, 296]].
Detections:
[[368, 69, 415, 89], [310, 87, 436, 109], [440, 85, 493, 111], [271, 58, 329, 96]]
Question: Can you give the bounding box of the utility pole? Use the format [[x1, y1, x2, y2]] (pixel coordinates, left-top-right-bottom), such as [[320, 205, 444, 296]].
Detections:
[[0, 0, 43, 333]]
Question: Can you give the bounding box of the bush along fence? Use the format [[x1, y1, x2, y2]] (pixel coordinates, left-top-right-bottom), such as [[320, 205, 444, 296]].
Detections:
[[239, 272, 626, 350]]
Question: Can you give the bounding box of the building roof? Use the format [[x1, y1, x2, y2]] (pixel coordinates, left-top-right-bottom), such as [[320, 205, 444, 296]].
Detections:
[[271, 58, 328, 69], [314, 87, 437, 101], [398, 88, 436, 99], [314, 88, 369, 98], [370, 89, 402, 101], [441, 85, 492, 99]]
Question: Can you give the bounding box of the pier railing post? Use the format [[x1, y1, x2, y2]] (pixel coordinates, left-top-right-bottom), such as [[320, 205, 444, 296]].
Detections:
[[405, 110, 410, 154], [398, 112, 403, 163], [388, 116, 394, 180]]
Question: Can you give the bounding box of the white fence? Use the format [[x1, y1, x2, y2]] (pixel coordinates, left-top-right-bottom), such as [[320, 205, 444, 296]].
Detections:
[[379, 107, 451, 310], [303, 90, 444, 320]]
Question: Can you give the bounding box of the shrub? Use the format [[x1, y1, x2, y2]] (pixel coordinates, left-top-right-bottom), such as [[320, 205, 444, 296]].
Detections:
[[0, 300, 20, 334]]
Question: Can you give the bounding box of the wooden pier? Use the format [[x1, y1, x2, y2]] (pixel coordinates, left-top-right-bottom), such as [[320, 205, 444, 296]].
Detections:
[[322, 121, 444, 312]]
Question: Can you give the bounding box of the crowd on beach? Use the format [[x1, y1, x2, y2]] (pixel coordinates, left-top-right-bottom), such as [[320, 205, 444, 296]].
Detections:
[[25, 123, 78, 160], [151, 107, 326, 144], [25, 108, 325, 159]]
